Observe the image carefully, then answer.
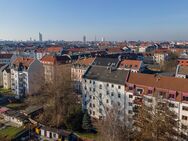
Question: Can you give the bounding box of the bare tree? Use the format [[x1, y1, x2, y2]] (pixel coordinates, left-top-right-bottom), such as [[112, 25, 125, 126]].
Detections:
[[133, 93, 180, 141], [27, 64, 80, 128], [96, 105, 133, 141]]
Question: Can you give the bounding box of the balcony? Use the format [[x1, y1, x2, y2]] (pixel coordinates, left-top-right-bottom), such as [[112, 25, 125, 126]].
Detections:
[[133, 97, 143, 105]]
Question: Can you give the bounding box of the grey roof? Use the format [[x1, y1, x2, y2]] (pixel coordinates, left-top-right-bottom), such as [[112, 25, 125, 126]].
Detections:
[[83, 66, 129, 85], [92, 57, 120, 67], [23, 106, 43, 115]]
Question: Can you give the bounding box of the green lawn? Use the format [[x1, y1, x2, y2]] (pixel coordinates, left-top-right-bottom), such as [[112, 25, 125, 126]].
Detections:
[[0, 88, 11, 94], [75, 132, 98, 140], [6, 103, 27, 110], [0, 126, 25, 139]]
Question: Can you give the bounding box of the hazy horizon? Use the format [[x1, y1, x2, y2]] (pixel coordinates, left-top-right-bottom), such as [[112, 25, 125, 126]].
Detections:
[[0, 0, 188, 41]]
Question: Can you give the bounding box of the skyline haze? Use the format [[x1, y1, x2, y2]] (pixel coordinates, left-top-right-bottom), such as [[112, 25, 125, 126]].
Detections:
[[0, 0, 188, 41]]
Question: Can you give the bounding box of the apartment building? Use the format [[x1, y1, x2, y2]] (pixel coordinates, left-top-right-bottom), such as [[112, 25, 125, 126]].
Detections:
[[40, 55, 71, 83], [154, 49, 169, 65], [0, 54, 16, 64], [126, 73, 188, 137], [82, 65, 129, 119], [11, 57, 44, 98], [71, 58, 95, 92], [2, 65, 11, 89], [82, 59, 188, 137], [82, 57, 129, 119]]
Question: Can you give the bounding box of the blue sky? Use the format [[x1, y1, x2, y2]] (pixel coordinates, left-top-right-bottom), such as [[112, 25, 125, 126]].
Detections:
[[0, 0, 188, 41]]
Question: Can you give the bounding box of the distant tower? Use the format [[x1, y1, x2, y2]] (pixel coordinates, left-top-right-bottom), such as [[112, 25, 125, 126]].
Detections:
[[101, 37, 105, 42], [83, 35, 86, 43], [94, 35, 97, 42], [39, 32, 43, 42]]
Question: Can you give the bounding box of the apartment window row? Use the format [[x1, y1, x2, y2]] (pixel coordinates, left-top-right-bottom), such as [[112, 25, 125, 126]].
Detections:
[[106, 91, 121, 98], [182, 115, 188, 120], [106, 83, 121, 89], [182, 106, 188, 111]]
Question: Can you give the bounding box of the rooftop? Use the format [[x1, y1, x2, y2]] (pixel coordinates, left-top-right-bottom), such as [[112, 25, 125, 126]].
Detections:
[[92, 57, 119, 67], [118, 59, 142, 70], [128, 72, 188, 93], [12, 57, 34, 68], [83, 65, 129, 85]]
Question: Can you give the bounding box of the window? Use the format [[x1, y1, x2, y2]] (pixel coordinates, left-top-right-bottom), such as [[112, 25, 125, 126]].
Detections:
[[135, 65, 138, 68], [182, 115, 188, 120], [99, 108, 102, 113], [130, 65, 132, 68], [129, 95, 133, 98], [106, 99, 109, 103], [85, 79, 87, 83], [106, 83, 109, 87], [118, 102, 120, 106], [99, 84, 102, 89], [148, 98, 153, 103], [111, 100, 114, 104], [128, 86, 133, 90], [93, 104, 95, 107], [111, 92, 114, 97], [93, 111, 95, 115], [89, 95, 92, 99], [169, 94, 175, 99], [89, 88, 91, 91], [118, 85, 121, 89], [129, 102, 132, 106], [169, 102, 175, 108], [183, 96, 188, 101], [118, 93, 121, 98], [136, 88, 143, 94], [90, 80, 92, 83], [182, 124, 187, 130], [93, 81, 95, 85], [84, 86, 87, 90], [148, 90, 152, 94], [106, 91, 109, 95], [128, 110, 133, 114], [89, 103, 92, 107], [93, 88, 95, 92], [182, 106, 188, 111], [111, 84, 114, 88], [93, 96, 95, 100], [99, 101, 102, 105], [99, 93, 102, 99]]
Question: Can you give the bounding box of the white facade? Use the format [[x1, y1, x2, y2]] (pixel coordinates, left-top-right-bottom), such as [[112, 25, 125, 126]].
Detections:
[[11, 60, 44, 98], [3, 69, 11, 89], [154, 53, 168, 65], [82, 78, 128, 119]]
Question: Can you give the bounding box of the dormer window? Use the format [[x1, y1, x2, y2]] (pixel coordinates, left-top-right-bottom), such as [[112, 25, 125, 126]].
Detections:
[[169, 94, 175, 99], [183, 96, 188, 101]]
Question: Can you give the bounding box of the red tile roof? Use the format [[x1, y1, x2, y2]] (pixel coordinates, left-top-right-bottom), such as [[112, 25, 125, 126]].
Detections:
[[75, 58, 95, 66], [127, 72, 188, 93], [40, 55, 56, 64], [46, 46, 62, 53], [119, 60, 142, 70], [13, 57, 34, 67]]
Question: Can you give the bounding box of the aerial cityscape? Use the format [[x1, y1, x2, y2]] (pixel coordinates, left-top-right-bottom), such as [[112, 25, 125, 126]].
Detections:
[[0, 0, 188, 141]]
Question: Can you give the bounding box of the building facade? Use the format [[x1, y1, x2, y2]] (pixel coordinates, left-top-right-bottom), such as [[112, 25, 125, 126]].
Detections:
[[11, 57, 44, 98]]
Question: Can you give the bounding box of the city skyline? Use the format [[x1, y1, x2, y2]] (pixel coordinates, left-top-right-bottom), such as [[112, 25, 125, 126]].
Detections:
[[0, 0, 188, 41]]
